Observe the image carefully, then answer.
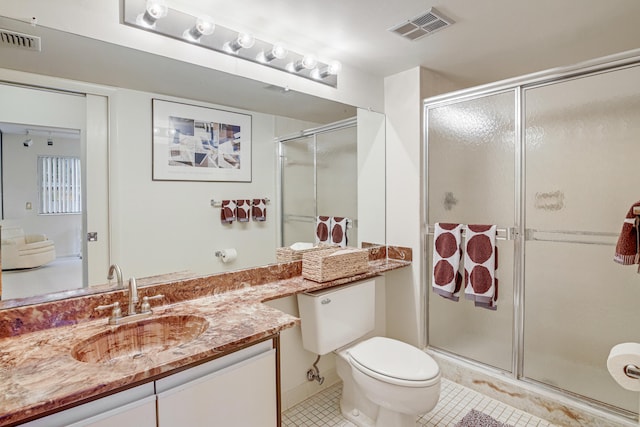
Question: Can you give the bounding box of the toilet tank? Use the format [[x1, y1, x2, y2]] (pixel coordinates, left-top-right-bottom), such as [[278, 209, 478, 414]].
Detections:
[[297, 279, 375, 355]]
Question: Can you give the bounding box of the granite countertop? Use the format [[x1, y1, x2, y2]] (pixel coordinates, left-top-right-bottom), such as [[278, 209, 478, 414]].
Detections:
[[0, 256, 410, 426]]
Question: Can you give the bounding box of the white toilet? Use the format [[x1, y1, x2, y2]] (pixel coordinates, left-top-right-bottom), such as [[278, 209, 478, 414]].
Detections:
[[297, 279, 441, 427]]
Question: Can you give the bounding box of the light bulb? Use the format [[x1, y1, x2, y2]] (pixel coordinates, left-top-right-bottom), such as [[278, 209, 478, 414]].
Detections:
[[288, 54, 318, 72], [136, 0, 168, 28], [183, 16, 215, 42], [300, 54, 317, 70], [224, 32, 256, 53], [312, 60, 343, 79], [257, 43, 288, 63]]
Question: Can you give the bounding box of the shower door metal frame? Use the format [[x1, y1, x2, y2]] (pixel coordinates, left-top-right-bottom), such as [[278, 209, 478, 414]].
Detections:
[[423, 48, 640, 418], [276, 117, 356, 247]]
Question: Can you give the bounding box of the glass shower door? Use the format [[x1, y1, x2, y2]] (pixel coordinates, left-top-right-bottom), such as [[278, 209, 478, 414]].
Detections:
[[427, 91, 516, 372], [316, 127, 358, 245], [281, 135, 315, 246], [523, 65, 640, 413]]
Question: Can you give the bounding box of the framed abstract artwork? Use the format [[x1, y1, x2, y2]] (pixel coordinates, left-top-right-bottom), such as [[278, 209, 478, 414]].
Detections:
[[152, 99, 252, 181]]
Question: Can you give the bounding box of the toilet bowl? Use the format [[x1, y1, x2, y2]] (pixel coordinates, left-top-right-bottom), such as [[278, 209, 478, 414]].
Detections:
[[296, 279, 442, 427], [336, 337, 441, 427]]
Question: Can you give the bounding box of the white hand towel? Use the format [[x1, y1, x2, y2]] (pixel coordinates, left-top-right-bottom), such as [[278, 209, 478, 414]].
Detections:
[[464, 224, 498, 310], [431, 223, 463, 301], [330, 217, 349, 247]]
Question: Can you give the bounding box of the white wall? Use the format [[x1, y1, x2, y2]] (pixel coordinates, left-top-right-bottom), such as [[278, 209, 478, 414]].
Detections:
[[384, 67, 462, 348], [108, 88, 288, 278]]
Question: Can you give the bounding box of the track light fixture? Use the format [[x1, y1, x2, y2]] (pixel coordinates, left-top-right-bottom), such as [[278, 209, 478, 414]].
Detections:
[[123, 0, 340, 87], [223, 32, 255, 53], [136, 0, 168, 28], [183, 16, 215, 42]]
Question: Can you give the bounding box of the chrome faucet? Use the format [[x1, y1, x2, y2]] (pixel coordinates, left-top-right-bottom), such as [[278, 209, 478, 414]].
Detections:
[[107, 264, 123, 289], [95, 275, 164, 325]]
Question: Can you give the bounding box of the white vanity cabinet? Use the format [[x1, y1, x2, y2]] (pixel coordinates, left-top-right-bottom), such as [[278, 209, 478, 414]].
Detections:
[[21, 383, 156, 427], [155, 339, 277, 427], [20, 338, 279, 427]]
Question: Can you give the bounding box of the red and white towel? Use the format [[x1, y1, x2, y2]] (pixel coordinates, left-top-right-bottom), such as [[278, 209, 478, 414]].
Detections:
[[330, 217, 349, 247], [220, 200, 237, 223], [464, 224, 498, 310], [315, 216, 331, 244], [432, 223, 463, 301], [236, 199, 251, 222], [252, 199, 267, 222], [614, 200, 640, 268]]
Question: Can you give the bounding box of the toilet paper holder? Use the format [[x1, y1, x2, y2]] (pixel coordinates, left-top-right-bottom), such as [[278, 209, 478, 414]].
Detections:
[[624, 364, 640, 379]]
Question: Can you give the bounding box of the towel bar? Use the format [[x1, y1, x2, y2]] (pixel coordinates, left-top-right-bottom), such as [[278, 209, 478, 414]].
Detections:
[[426, 225, 516, 241], [283, 214, 356, 229], [211, 198, 270, 208]]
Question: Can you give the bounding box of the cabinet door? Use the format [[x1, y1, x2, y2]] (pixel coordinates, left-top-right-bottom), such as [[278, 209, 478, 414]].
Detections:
[[67, 396, 156, 427], [157, 349, 277, 427], [22, 383, 155, 427]]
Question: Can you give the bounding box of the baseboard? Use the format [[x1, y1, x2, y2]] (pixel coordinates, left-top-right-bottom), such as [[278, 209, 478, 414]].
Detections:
[[281, 368, 340, 411]]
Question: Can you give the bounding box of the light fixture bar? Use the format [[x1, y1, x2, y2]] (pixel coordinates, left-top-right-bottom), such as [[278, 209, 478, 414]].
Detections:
[[122, 0, 339, 87]]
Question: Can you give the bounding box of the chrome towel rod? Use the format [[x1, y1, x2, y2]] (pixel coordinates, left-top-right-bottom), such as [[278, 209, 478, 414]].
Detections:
[[210, 198, 270, 208], [426, 225, 517, 241]]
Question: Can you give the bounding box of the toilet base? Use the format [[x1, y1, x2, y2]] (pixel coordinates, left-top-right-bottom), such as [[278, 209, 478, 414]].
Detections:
[[340, 398, 376, 427], [375, 408, 416, 427]]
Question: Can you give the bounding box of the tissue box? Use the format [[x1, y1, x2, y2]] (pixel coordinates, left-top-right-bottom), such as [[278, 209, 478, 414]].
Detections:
[[302, 247, 369, 282], [276, 244, 330, 262]]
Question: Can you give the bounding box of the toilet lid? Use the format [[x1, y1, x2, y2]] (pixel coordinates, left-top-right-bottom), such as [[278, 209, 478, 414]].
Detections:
[[347, 337, 440, 383]]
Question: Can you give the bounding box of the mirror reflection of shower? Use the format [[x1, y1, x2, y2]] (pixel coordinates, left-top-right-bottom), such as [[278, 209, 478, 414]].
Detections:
[[278, 118, 358, 247]]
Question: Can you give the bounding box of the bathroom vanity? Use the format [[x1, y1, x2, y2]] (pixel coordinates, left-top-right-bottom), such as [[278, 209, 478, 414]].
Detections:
[[0, 248, 411, 427], [22, 339, 277, 427]]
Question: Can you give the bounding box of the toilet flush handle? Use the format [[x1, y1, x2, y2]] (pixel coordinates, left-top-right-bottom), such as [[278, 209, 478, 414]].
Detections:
[[321, 298, 331, 305]]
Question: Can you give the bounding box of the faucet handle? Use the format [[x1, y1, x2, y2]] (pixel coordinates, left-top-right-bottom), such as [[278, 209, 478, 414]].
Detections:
[[140, 294, 164, 314], [95, 301, 122, 324]]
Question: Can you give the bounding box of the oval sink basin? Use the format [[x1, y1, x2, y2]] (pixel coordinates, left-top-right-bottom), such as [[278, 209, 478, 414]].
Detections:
[[71, 315, 209, 364]]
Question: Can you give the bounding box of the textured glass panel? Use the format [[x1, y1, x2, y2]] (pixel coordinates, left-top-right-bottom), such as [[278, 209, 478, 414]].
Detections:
[[524, 242, 640, 412], [428, 92, 516, 225], [524, 65, 640, 413], [316, 127, 358, 245], [281, 136, 315, 246], [525, 66, 640, 232], [427, 91, 516, 371]]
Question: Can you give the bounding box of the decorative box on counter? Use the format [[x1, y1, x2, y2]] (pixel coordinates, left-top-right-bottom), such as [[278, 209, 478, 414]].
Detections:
[[302, 247, 369, 282], [276, 242, 333, 262]]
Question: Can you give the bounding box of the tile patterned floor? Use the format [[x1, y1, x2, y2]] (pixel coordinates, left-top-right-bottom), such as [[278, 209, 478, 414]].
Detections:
[[283, 378, 555, 427]]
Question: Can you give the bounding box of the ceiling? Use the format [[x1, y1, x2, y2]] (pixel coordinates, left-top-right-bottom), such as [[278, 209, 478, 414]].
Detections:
[[0, 0, 639, 124], [170, 0, 640, 87]]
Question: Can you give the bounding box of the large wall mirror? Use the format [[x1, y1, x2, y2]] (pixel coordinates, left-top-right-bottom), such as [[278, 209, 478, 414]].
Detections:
[[0, 16, 386, 307]]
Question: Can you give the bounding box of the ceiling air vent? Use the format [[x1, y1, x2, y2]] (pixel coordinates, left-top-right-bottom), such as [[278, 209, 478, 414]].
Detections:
[[0, 29, 41, 51], [388, 7, 453, 41]]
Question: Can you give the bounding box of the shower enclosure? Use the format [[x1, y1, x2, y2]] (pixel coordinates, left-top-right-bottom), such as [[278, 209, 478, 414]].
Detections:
[[278, 118, 358, 247], [425, 52, 640, 417]]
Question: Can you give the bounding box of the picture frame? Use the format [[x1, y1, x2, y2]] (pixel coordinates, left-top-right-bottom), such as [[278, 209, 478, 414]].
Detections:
[[152, 99, 252, 182]]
